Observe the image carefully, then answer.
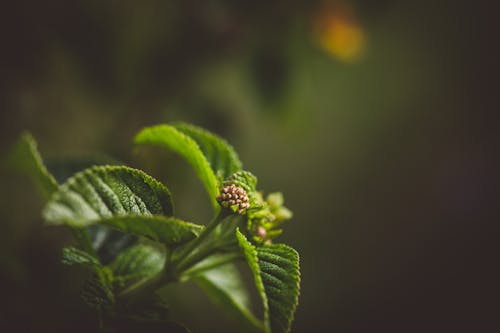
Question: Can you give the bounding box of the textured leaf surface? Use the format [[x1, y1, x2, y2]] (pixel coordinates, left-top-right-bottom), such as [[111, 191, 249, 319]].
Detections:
[[134, 124, 219, 208], [173, 122, 242, 178], [224, 171, 257, 193], [43, 165, 174, 227], [236, 230, 300, 333], [62, 247, 115, 311], [81, 273, 115, 311], [117, 294, 170, 322], [194, 261, 262, 331], [257, 245, 300, 333], [236, 229, 270, 332], [62, 246, 102, 272], [46, 155, 135, 260], [111, 244, 165, 284], [9, 132, 58, 198]]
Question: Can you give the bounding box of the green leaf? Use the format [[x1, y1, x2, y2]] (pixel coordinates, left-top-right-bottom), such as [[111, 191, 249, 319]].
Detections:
[[236, 229, 300, 333], [224, 171, 258, 194], [62, 246, 102, 273], [97, 216, 203, 247], [117, 294, 171, 323], [45, 155, 136, 260], [236, 229, 269, 332], [62, 247, 115, 311], [257, 245, 300, 333], [43, 165, 174, 227], [194, 262, 263, 332], [81, 273, 115, 311], [54, 213, 203, 248], [9, 133, 96, 254], [134, 124, 219, 209], [111, 244, 166, 288], [89, 226, 137, 264], [173, 122, 242, 178], [8, 132, 58, 198]]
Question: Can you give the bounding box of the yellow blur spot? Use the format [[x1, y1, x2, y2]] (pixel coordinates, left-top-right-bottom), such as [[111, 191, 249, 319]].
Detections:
[[313, 3, 366, 62]]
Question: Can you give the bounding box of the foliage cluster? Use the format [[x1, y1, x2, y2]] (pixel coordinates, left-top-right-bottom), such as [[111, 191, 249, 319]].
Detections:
[[10, 123, 300, 332]]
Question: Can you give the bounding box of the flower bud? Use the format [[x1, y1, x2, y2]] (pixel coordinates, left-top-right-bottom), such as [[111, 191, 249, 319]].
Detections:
[[216, 184, 250, 214], [255, 226, 267, 239]]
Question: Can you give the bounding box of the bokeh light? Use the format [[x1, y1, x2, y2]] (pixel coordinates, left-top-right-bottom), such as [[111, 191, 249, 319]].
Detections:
[[313, 1, 366, 62]]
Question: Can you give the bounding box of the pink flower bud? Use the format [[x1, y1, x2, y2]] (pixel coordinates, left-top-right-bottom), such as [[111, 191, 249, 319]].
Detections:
[[217, 184, 250, 214]]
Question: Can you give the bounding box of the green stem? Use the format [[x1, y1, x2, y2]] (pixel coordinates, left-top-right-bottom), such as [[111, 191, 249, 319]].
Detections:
[[180, 252, 242, 280], [116, 265, 177, 305], [174, 236, 239, 274], [118, 210, 235, 301], [173, 245, 218, 275], [172, 210, 229, 271]]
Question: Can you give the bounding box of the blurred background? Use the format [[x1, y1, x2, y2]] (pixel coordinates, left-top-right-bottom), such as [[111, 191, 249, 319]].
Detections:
[[0, 0, 496, 332]]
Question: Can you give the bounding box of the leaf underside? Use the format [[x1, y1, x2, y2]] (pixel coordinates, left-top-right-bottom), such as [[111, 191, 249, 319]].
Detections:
[[97, 216, 203, 247], [111, 243, 166, 285], [89, 226, 137, 264], [194, 261, 262, 331]]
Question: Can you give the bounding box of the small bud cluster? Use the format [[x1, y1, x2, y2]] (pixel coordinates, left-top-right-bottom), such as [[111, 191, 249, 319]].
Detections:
[[217, 184, 250, 214]]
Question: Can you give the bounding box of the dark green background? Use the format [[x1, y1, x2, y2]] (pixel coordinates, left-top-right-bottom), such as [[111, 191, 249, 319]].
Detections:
[[0, 1, 495, 332]]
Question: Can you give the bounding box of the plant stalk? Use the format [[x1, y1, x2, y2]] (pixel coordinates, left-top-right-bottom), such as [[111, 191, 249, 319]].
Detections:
[[171, 209, 230, 271], [118, 210, 236, 301], [180, 252, 243, 280]]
